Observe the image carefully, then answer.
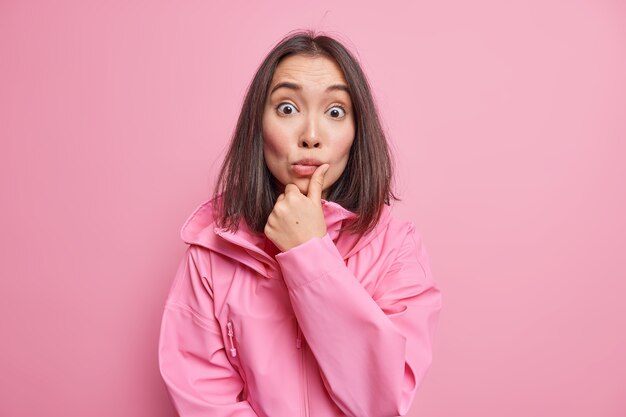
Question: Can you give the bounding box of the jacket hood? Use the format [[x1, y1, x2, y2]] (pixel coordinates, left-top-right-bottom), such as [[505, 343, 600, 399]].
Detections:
[[179, 196, 394, 279]]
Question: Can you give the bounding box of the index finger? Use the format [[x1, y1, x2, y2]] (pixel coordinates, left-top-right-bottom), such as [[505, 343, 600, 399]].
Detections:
[[307, 164, 329, 205]]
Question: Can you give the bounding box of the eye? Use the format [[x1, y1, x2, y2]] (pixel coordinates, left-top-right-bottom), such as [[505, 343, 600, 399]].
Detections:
[[327, 105, 346, 119], [276, 102, 298, 116]]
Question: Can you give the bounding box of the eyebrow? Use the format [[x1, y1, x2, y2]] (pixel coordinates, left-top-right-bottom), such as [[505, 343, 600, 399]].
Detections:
[[269, 81, 350, 96]]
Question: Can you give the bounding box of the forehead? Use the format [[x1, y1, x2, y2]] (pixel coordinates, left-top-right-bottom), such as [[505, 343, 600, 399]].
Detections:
[[270, 54, 347, 87]]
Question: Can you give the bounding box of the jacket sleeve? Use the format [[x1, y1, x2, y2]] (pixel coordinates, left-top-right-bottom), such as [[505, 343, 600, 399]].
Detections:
[[158, 245, 259, 417], [274, 222, 442, 417]]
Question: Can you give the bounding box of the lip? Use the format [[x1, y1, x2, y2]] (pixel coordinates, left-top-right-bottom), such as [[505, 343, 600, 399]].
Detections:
[[292, 158, 323, 166], [292, 164, 319, 176]]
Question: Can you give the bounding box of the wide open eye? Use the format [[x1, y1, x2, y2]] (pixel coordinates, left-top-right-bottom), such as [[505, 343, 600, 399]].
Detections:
[[276, 102, 298, 116], [327, 105, 346, 119]]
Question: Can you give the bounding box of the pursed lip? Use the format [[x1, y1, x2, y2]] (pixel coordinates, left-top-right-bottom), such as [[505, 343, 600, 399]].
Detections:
[[293, 158, 323, 166]]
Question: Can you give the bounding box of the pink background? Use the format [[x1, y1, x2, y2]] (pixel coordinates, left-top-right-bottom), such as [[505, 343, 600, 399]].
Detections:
[[1, 1, 625, 416]]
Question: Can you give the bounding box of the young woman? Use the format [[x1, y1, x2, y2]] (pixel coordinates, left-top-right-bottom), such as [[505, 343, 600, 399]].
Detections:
[[158, 30, 443, 417]]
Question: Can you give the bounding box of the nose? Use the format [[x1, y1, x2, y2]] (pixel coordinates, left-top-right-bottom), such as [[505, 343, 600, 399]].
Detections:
[[299, 115, 321, 148]]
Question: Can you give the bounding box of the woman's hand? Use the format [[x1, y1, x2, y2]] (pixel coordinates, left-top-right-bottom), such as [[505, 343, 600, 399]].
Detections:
[[264, 164, 330, 252]]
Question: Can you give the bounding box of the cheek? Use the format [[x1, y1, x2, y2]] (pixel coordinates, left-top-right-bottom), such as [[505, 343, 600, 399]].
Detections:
[[263, 139, 290, 168], [327, 136, 354, 185], [262, 116, 291, 157], [339, 137, 354, 158], [337, 119, 355, 151], [333, 129, 355, 164]]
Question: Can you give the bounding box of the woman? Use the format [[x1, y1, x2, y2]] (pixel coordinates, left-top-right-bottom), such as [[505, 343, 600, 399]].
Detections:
[[158, 29, 442, 417]]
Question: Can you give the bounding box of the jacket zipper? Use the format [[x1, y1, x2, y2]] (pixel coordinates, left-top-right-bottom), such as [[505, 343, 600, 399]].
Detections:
[[227, 319, 249, 401], [227, 320, 237, 357], [297, 324, 310, 417]]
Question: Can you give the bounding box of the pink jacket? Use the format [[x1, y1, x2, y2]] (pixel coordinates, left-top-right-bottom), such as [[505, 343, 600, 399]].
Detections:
[[158, 197, 443, 417]]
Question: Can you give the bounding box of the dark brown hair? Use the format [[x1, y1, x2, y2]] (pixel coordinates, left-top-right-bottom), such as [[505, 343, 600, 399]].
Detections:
[[212, 29, 399, 236]]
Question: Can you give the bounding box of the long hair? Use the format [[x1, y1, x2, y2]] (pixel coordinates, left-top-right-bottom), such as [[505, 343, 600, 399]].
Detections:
[[212, 29, 399, 236]]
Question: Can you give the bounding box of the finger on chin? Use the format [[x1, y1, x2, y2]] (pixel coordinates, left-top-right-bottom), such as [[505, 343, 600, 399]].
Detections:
[[314, 164, 329, 186], [284, 183, 301, 194], [307, 164, 328, 202]]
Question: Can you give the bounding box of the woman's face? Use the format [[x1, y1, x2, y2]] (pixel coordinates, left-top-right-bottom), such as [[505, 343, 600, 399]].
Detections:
[[262, 54, 355, 199]]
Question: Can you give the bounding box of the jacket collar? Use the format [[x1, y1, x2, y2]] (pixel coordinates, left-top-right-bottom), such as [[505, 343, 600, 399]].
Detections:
[[180, 196, 393, 279]]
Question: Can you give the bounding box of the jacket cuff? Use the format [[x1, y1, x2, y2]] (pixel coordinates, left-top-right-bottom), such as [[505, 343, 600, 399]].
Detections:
[[275, 233, 346, 289]]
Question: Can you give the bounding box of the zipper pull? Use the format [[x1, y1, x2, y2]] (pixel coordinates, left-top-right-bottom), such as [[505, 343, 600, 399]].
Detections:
[[296, 325, 302, 349], [227, 320, 238, 357]]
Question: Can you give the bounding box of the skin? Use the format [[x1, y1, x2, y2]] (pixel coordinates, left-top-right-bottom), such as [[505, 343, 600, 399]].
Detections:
[[262, 54, 356, 252]]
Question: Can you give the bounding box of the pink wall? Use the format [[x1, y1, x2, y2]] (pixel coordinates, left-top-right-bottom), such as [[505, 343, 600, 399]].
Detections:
[[1, 1, 624, 416]]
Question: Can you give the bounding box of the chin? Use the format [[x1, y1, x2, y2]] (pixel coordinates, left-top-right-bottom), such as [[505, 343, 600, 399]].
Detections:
[[289, 178, 313, 195], [295, 182, 309, 194]]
